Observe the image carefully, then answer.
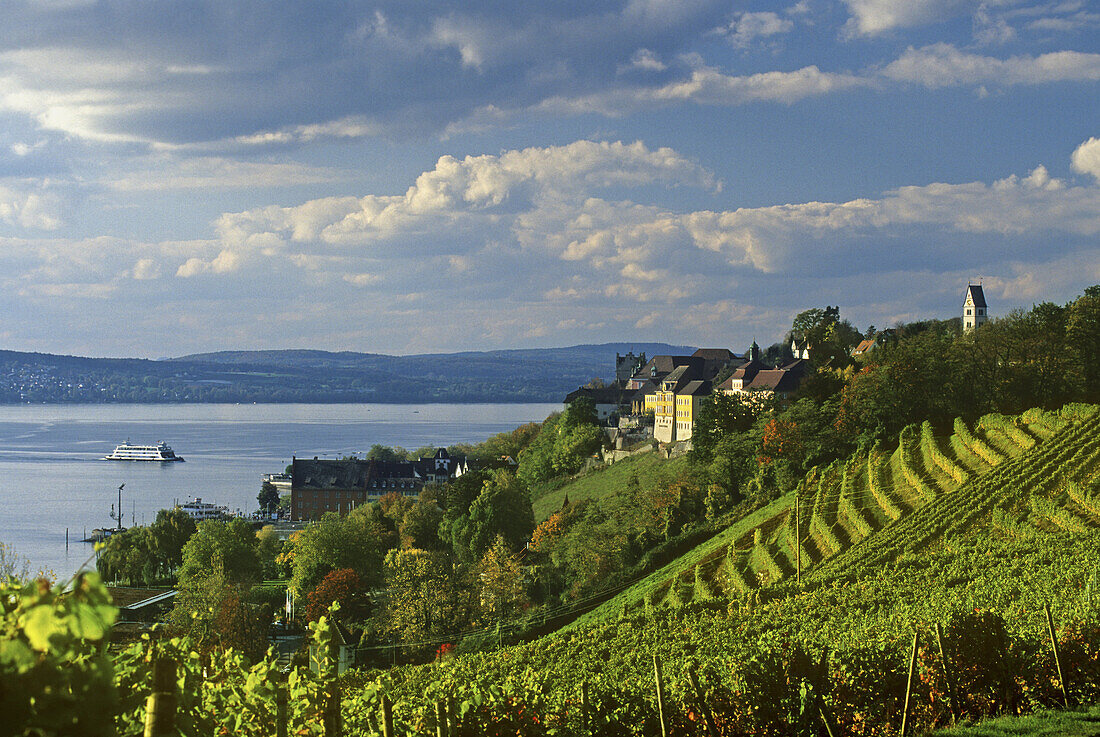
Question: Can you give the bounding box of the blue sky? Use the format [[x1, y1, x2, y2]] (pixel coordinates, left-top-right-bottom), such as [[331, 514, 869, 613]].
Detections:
[[1, 0, 1098, 358]]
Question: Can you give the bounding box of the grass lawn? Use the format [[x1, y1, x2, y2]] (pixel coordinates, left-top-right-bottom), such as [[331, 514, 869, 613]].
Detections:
[[530, 451, 688, 520], [925, 706, 1100, 736]]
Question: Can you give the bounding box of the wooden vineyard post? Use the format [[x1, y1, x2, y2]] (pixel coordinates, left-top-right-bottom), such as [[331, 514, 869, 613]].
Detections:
[[275, 673, 289, 737], [435, 699, 448, 737], [324, 680, 342, 737], [582, 679, 590, 734], [688, 666, 718, 735], [653, 654, 669, 737], [143, 657, 177, 737], [795, 495, 801, 587], [381, 696, 394, 737], [934, 623, 959, 725], [1045, 603, 1070, 707], [900, 630, 919, 737], [813, 648, 838, 737]]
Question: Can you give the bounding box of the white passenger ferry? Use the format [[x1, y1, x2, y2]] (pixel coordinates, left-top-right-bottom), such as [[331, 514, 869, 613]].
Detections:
[[177, 497, 229, 521], [102, 441, 185, 462]]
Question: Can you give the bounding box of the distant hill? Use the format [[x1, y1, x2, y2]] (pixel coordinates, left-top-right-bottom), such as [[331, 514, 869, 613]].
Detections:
[[0, 343, 693, 404]]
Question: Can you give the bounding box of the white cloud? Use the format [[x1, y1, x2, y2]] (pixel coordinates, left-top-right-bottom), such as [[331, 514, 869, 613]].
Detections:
[[131, 258, 161, 280], [719, 12, 795, 48], [620, 49, 667, 73], [1071, 137, 1100, 181], [841, 0, 994, 36], [973, 5, 1016, 44], [103, 156, 345, 192], [882, 43, 1100, 87], [533, 65, 867, 117], [172, 140, 714, 276], [0, 185, 62, 230]]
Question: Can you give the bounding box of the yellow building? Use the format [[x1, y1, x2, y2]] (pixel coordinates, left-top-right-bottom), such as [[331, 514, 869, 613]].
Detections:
[[653, 364, 711, 444]]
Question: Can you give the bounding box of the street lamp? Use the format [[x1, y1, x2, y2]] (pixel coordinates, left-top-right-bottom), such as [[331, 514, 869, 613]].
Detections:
[[110, 484, 125, 532]]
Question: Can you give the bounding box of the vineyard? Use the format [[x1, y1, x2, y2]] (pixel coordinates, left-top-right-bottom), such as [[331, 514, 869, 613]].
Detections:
[[570, 403, 1100, 620], [4, 404, 1100, 736]]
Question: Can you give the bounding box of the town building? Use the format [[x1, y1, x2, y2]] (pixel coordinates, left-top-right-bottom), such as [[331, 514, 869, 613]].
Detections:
[[615, 352, 647, 384], [963, 283, 988, 331], [653, 363, 712, 444], [290, 449, 467, 520]]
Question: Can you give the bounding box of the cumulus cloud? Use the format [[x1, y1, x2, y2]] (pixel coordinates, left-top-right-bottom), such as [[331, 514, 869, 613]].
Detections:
[[186, 140, 716, 276], [1071, 137, 1100, 181], [169, 137, 1100, 332]]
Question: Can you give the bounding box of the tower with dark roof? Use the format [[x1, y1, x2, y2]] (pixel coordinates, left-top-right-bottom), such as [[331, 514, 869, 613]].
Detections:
[[963, 283, 988, 332]]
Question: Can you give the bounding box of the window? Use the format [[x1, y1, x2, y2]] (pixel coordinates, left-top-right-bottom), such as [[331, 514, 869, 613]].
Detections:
[[966, 308, 972, 315]]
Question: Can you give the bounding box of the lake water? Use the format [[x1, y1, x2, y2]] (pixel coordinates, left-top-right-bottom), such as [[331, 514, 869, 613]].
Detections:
[[0, 403, 559, 580]]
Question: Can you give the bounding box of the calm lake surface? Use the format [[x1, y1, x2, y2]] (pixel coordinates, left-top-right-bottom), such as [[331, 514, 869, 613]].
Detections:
[[0, 403, 559, 579]]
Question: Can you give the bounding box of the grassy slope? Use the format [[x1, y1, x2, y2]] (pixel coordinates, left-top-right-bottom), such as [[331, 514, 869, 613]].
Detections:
[[530, 451, 688, 520], [927, 705, 1100, 736]]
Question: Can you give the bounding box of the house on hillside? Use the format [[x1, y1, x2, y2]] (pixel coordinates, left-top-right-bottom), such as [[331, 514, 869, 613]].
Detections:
[[790, 336, 811, 360], [615, 352, 647, 384], [852, 329, 896, 357], [653, 363, 712, 444], [718, 345, 809, 402], [692, 348, 740, 378]]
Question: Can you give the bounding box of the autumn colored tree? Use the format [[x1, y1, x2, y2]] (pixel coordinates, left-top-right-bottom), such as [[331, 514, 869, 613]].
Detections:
[[381, 548, 471, 643], [305, 568, 370, 623], [477, 535, 528, 622], [759, 418, 801, 465], [529, 512, 566, 553]]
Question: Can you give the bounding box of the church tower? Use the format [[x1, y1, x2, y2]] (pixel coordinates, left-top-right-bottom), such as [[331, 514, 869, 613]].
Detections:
[[963, 283, 988, 332]]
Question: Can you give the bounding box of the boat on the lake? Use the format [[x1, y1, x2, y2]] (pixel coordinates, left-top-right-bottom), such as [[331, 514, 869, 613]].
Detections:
[[177, 497, 229, 521], [102, 441, 184, 462]]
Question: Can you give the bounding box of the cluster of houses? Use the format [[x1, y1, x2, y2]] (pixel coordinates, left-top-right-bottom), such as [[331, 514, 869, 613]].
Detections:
[[287, 285, 989, 521], [567, 341, 811, 445], [568, 283, 990, 447], [289, 449, 470, 520]]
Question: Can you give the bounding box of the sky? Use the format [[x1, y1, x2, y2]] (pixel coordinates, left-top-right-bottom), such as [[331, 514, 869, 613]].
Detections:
[[1, 0, 1098, 358]]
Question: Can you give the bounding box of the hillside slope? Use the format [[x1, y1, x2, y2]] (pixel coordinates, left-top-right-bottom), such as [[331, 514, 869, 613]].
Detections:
[[377, 405, 1100, 736], [575, 404, 1099, 620]]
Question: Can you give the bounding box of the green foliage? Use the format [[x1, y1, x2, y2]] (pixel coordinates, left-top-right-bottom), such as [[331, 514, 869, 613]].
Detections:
[[517, 399, 604, 485], [286, 507, 389, 598], [382, 548, 472, 645], [258, 480, 280, 514], [96, 507, 198, 585], [178, 517, 261, 586], [450, 470, 535, 564], [0, 573, 117, 737], [367, 443, 409, 462], [689, 392, 759, 462]]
